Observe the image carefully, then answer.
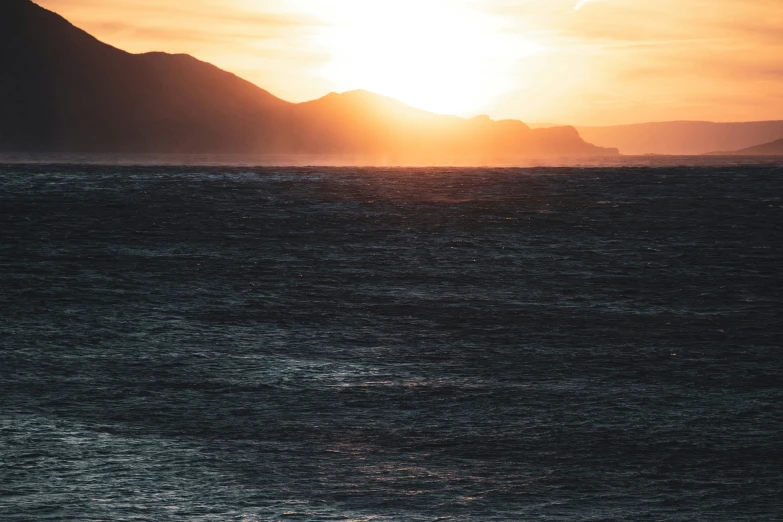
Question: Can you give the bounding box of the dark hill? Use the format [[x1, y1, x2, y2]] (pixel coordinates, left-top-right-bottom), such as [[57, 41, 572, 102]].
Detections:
[[706, 138, 783, 156], [0, 0, 288, 153], [577, 121, 783, 156], [0, 0, 618, 161]]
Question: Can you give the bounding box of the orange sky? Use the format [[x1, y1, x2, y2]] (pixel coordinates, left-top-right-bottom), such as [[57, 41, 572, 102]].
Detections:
[[38, 0, 783, 126]]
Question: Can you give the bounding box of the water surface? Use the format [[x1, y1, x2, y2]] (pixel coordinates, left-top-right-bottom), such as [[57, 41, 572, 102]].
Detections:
[[1, 164, 781, 520]]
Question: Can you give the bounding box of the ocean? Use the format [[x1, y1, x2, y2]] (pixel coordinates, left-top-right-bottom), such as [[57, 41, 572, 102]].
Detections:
[[1, 162, 781, 521]]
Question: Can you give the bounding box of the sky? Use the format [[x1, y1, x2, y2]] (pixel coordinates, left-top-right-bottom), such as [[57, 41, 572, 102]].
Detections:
[[38, 0, 783, 126]]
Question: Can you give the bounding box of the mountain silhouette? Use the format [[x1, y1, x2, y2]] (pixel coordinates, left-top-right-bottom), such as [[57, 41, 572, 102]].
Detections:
[[0, 0, 289, 153], [706, 138, 783, 156], [576, 121, 783, 156], [0, 0, 617, 162]]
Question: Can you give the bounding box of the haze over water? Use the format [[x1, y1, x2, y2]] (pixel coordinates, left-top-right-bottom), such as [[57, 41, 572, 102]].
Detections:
[[1, 162, 781, 520]]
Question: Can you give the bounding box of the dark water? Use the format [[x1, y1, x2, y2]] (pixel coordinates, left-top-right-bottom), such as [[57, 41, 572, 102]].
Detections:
[[1, 164, 781, 521]]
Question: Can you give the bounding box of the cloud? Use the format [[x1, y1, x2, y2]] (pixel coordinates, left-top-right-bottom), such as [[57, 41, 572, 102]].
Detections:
[[574, 0, 601, 10]]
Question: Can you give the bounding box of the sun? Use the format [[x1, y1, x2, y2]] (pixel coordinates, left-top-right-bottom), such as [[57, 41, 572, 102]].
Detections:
[[315, 0, 528, 116]]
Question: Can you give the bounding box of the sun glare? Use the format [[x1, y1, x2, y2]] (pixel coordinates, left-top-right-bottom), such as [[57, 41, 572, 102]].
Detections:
[[316, 0, 533, 116]]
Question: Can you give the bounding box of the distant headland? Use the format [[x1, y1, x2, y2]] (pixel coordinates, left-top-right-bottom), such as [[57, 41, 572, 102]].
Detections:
[[705, 138, 783, 156]]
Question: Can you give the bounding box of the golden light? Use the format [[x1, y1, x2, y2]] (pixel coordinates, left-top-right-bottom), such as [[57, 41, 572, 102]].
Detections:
[[315, 0, 537, 116]]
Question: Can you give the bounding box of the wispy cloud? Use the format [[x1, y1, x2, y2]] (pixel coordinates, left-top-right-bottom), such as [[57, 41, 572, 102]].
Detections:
[[574, 0, 600, 11]]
